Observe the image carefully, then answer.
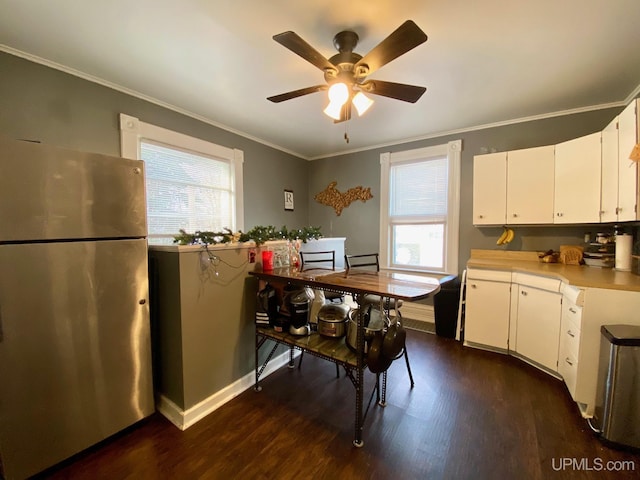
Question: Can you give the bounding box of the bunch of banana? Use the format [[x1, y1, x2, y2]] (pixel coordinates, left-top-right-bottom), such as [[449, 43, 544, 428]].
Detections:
[[496, 226, 515, 245]]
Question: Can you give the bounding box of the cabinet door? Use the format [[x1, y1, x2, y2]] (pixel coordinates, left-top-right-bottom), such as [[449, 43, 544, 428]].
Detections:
[[617, 99, 638, 221], [600, 116, 619, 223], [554, 132, 602, 223], [473, 152, 507, 225], [515, 286, 562, 372], [506, 146, 555, 224], [464, 279, 511, 350]]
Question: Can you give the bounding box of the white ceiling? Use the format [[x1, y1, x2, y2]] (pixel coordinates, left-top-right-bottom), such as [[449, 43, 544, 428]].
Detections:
[[1, 0, 640, 159]]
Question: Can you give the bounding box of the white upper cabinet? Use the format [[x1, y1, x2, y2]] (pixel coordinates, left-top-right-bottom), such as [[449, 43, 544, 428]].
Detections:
[[601, 100, 638, 223], [617, 99, 638, 221], [554, 132, 602, 223], [600, 116, 619, 223], [473, 152, 507, 225], [471, 100, 638, 227], [506, 145, 555, 224]]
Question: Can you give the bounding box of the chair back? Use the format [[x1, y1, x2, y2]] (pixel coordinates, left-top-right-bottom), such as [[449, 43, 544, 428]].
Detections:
[[299, 250, 336, 270], [344, 253, 380, 272]]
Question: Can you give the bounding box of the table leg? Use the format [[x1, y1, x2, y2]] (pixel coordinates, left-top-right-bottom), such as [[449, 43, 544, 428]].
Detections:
[[288, 345, 295, 368], [353, 293, 365, 447], [254, 332, 262, 392], [378, 370, 387, 407], [254, 335, 277, 392]]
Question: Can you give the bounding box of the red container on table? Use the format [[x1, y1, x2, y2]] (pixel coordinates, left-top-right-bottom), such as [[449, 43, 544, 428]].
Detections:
[[262, 250, 274, 270]]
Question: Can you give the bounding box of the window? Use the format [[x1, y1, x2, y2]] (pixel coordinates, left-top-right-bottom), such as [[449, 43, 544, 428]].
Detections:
[[379, 140, 461, 274], [119, 114, 244, 245]]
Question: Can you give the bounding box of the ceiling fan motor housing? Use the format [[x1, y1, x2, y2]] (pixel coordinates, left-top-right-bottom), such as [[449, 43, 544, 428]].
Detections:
[[326, 30, 367, 83]]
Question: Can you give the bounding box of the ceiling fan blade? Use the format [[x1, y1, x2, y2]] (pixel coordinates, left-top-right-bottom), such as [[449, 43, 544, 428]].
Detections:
[[273, 31, 338, 74], [267, 85, 327, 103], [361, 80, 426, 103], [354, 20, 427, 76]]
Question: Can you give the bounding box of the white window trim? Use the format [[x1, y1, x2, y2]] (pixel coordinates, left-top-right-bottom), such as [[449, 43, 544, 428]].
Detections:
[[379, 140, 461, 275], [119, 113, 244, 233]]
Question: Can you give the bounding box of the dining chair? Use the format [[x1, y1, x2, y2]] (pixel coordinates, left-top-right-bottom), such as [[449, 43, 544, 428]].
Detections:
[[299, 250, 336, 271], [344, 253, 414, 387], [344, 253, 402, 312]]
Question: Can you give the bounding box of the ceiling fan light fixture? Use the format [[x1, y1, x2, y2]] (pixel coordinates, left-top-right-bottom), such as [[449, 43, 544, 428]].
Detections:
[[327, 82, 349, 106], [352, 92, 373, 116], [324, 82, 350, 120], [323, 100, 344, 120]]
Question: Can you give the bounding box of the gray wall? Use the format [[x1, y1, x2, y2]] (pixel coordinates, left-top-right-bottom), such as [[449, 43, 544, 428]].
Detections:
[[307, 107, 634, 273], [0, 51, 309, 232]]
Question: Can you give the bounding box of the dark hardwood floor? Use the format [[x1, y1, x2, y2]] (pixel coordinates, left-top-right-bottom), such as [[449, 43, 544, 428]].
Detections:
[[37, 331, 639, 480]]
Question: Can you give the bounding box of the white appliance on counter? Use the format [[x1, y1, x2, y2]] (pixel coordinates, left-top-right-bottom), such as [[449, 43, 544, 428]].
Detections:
[[0, 135, 154, 479]]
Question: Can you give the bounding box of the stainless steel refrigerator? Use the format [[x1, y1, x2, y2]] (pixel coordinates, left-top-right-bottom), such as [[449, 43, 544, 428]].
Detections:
[[0, 135, 154, 479]]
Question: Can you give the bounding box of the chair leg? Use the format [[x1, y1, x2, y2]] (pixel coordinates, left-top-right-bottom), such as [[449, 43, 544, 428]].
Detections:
[[335, 363, 340, 378], [403, 345, 415, 388]]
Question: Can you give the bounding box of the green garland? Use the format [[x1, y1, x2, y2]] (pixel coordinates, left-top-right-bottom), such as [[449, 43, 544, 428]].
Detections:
[[173, 225, 322, 246]]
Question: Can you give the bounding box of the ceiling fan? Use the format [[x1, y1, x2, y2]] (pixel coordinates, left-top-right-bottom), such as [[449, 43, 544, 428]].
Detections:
[[267, 20, 428, 123]]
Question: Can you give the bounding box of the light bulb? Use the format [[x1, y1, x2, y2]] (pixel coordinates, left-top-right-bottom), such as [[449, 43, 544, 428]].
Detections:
[[327, 83, 349, 106], [352, 92, 373, 116]]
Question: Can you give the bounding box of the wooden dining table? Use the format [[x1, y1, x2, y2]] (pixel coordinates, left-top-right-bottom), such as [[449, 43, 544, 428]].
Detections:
[[250, 265, 441, 447]]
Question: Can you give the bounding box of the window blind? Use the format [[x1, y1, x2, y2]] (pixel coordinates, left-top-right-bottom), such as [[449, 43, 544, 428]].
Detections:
[[390, 157, 448, 218], [141, 141, 232, 244]]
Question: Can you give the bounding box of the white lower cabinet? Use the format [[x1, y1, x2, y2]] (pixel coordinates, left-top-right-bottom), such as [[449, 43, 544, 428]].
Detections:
[[465, 269, 563, 373], [465, 266, 640, 418], [513, 283, 562, 373], [464, 269, 511, 351], [572, 287, 640, 417]]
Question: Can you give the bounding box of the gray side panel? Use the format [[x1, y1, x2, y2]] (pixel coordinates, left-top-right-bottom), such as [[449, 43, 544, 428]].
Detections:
[[0, 239, 154, 479], [0, 135, 147, 242]]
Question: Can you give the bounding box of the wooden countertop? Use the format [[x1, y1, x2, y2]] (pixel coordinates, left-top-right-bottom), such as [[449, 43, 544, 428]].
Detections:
[[249, 266, 441, 301], [467, 250, 640, 292]]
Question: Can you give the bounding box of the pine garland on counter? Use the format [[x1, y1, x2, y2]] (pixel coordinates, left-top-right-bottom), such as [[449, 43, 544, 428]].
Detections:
[[173, 225, 322, 246]]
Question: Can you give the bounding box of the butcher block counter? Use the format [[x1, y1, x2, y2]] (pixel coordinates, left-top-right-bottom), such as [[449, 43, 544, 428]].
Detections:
[[467, 249, 640, 292]]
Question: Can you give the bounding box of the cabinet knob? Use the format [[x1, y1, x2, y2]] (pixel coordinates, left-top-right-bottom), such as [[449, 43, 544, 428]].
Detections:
[[556, 212, 563, 217], [478, 215, 484, 219], [470, 284, 477, 289], [567, 330, 575, 338], [512, 213, 518, 218], [565, 357, 574, 366], [616, 207, 621, 214], [569, 307, 577, 314], [521, 290, 527, 296]]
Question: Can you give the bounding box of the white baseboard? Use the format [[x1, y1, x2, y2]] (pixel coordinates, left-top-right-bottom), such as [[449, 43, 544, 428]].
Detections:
[[157, 349, 299, 430], [401, 302, 435, 323]]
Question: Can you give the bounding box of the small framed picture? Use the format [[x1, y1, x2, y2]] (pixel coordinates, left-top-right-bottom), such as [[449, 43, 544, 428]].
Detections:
[[284, 189, 294, 211]]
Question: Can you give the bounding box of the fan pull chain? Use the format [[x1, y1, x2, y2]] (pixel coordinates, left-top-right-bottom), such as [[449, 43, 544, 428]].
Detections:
[[344, 123, 350, 144]]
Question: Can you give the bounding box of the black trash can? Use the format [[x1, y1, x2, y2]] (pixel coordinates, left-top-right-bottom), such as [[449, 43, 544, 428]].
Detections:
[[433, 275, 461, 338]]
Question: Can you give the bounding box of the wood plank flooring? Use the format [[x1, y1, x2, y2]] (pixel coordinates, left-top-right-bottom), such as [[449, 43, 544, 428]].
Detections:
[[37, 331, 639, 479]]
